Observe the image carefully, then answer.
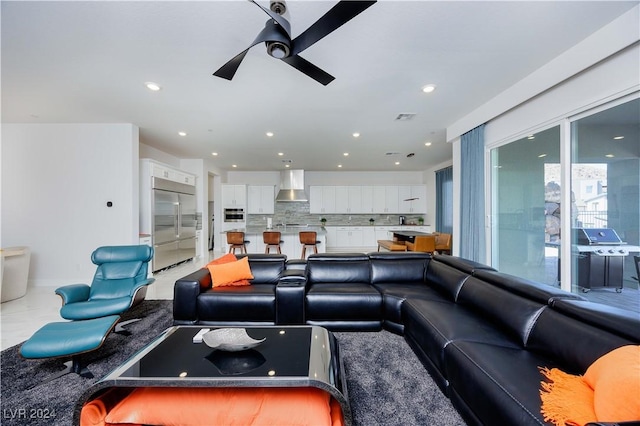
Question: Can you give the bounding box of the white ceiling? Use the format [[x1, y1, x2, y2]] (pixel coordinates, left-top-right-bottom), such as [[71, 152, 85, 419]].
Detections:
[[2, 1, 637, 172]]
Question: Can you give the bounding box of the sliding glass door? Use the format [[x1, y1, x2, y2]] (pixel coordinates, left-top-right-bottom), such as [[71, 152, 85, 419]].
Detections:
[[490, 97, 639, 303], [490, 126, 560, 285], [570, 98, 640, 295]]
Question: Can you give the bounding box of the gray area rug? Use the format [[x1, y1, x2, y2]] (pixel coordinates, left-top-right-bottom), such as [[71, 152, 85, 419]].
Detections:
[[1, 301, 464, 425]]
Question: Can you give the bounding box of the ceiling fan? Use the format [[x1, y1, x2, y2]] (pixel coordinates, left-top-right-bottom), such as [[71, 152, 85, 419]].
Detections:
[[213, 0, 376, 86]]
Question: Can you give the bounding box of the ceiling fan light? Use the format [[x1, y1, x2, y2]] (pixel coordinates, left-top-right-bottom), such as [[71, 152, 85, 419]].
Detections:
[[267, 41, 290, 59]]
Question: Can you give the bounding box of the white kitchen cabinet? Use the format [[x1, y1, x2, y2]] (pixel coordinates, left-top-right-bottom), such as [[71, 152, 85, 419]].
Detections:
[[280, 235, 300, 259], [244, 233, 260, 254], [323, 226, 338, 248], [374, 226, 392, 242], [334, 187, 349, 213], [310, 186, 336, 214], [362, 227, 376, 247], [335, 226, 364, 247], [398, 185, 427, 213], [360, 186, 374, 213], [143, 160, 196, 186], [348, 186, 363, 213], [335, 186, 362, 213], [247, 185, 275, 214], [222, 185, 246, 208], [372, 186, 399, 213]]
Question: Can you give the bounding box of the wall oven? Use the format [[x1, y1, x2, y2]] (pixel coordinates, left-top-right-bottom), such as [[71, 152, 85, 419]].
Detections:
[[224, 208, 245, 222]]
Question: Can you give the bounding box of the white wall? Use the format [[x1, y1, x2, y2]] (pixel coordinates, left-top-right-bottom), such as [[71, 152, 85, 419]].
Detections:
[[2, 123, 139, 287], [485, 44, 640, 145], [447, 5, 640, 142]]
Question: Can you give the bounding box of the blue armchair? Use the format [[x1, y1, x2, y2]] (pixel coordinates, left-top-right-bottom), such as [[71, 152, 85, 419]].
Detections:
[[56, 245, 155, 321]]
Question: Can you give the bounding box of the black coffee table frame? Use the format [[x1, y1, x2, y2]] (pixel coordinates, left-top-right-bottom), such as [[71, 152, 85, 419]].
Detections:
[[74, 325, 351, 425]]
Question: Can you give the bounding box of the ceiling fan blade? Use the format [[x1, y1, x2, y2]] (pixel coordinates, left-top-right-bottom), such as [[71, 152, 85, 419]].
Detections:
[[249, 0, 291, 38], [213, 20, 290, 81], [281, 55, 335, 86], [213, 49, 252, 80], [291, 1, 376, 56]]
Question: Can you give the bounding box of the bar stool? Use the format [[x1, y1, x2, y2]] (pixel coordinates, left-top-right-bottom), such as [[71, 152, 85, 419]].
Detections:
[[227, 232, 249, 254], [300, 231, 320, 259], [263, 231, 283, 254]]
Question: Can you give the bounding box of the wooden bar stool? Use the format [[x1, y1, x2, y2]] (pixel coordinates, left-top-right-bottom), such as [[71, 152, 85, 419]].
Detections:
[[263, 231, 283, 254], [227, 231, 249, 254], [299, 231, 320, 259]]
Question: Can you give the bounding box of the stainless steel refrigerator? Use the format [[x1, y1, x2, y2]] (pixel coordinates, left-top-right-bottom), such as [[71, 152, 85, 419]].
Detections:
[[152, 177, 197, 271]]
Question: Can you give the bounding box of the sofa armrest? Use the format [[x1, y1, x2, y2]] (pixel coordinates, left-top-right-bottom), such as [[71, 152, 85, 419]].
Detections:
[[276, 270, 306, 325], [55, 284, 91, 305], [173, 268, 211, 324]]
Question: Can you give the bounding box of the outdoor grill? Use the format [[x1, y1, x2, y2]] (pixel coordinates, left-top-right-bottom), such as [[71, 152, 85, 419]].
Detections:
[[574, 228, 640, 292]]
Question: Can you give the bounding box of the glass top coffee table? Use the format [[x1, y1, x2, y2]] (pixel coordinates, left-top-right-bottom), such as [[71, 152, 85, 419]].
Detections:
[[75, 325, 351, 425]]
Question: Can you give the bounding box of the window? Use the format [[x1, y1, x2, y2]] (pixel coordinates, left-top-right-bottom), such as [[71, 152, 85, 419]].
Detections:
[[570, 98, 640, 295], [490, 126, 560, 285]]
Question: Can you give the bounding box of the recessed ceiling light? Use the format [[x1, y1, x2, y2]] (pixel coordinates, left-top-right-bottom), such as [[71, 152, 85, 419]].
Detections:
[[343, 152, 349, 156], [527, 135, 535, 140], [395, 161, 400, 165], [285, 164, 290, 168], [178, 131, 187, 137], [613, 136, 624, 140], [145, 82, 162, 91], [211, 152, 218, 156], [338, 164, 342, 168], [352, 132, 360, 138], [421, 84, 436, 93], [232, 164, 238, 168], [424, 142, 432, 147], [605, 154, 615, 158], [538, 153, 547, 158], [278, 152, 284, 156], [266, 132, 274, 137]]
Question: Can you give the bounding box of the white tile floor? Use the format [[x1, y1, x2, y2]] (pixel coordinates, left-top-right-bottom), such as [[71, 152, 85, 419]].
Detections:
[[0, 253, 216, 351]]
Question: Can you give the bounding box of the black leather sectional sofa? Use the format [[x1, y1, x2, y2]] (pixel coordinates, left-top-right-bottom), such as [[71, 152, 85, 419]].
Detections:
[[173, 252, 640, 426]]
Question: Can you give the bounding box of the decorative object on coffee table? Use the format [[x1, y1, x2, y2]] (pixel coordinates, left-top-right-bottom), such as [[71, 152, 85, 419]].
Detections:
[[202, 328, 265, 351]]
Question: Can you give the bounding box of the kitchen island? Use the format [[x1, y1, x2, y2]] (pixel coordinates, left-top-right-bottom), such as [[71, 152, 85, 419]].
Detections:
[[223, 225, 326, 259]]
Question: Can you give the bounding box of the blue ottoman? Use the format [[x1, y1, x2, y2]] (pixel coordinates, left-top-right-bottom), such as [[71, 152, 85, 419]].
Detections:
[[20, 315, 120, 387]]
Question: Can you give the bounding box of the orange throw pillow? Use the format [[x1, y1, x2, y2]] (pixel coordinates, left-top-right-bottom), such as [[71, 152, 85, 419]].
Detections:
[[539, 345, 640, 426], [207, 256, 254, 287], [583, 345, 640, 422], [205, 253, 237, 267]]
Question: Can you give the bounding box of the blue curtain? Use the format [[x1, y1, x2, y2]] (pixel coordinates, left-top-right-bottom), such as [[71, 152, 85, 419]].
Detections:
[[435, 166, 453, 234], [460, 124, 486, 262]]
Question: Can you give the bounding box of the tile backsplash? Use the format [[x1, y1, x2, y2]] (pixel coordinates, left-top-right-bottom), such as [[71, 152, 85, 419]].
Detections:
[[247, 201, 426, 227]]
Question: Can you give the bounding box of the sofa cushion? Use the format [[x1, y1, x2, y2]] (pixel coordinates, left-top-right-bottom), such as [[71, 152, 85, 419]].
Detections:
[[445, 340, 557, 426], [527, 306, 636, 374], [305, 283, 381, 321], [456, 277, 546, 347], [237, 254, 286, 285], [403, 298, 521, 376], [432, 254, 495, 274], [306, 253, 371, 284], [197, 284, 275, 322], [473, 269, 585, 304], [373, 284, 446, 326], [425, 261, 471, 301], [368, 252, 430, 284], [550, 299, 640, 342]]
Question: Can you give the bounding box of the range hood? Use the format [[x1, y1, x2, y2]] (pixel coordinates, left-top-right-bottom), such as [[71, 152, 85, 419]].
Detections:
[[275, 170, 308, 202]]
